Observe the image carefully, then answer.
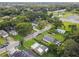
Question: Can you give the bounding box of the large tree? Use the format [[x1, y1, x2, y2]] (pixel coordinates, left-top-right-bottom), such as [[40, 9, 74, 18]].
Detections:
[[49, 17, 64, 29], [37, 20, 48, 30], [71, 30, 79, 43], [16, 22, 32, 36], [57, 39, 79, 57]]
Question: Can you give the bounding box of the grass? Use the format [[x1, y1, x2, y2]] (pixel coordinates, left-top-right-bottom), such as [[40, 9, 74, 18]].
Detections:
[[48, 11, 74, 18], [52, 34, 65, 42], [12, 35, 23, 41], [0, 37, 6, 46], [62, 22, 79, 31], [63, 12, 74, 18], [0, 52, 8, 57], [62, 22, 73, 31], [18, 39, 36, 50], [23, 39, 36, 49]]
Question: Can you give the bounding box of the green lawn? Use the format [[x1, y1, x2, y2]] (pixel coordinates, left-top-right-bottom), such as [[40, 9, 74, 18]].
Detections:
[[48, 11, 74, 18], [0, 52, 8, 57], [62, 22, 73, 31], [52, 34, 64, 42], [62, 22, 79, 31], [0, 37, 6, 46], [23, 39, 36, 49], [63, 12, 74, 18], [18, 39, 36, 50], [12, 35, 23, 41]]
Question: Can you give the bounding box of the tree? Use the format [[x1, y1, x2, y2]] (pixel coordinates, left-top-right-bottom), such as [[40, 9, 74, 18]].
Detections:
[[16, 22, 32, 36], [71, 30, 79, 43], [57, 39, 79, 57], [49, 13, 53, 18], [52, 17, 64, 29], [73, 8, 79, 14], [69, 25, 77, 33], [63, 31, 72, 41], [0, 20, 11, 29], [37, 20, 48, 30]]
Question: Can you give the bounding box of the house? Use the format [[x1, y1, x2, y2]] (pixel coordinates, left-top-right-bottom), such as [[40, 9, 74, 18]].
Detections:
[[31, 42, 48, 55], [43, 36, 61, 46], [0, 30, 8, 38], [9, 30, 18, 36], [56, 29, 66, 34], [11, 50, 35, 57]]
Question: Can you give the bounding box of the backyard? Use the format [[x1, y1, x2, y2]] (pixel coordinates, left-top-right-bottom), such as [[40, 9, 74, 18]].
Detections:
[[62, 22, 79, 31], [0, 52, 8, 57], [0, 37, 6, 46]]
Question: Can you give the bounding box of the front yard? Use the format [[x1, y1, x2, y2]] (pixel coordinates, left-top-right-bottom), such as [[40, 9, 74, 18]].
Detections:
[[24, 39, 36, 49], [62, 22, 79, 31], [0, 52, 8, 57], [0, 37, 6, 46], [12, 35, 23, 41]]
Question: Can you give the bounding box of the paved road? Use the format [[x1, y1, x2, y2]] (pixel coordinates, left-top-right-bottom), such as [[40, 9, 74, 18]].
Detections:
[[0, 37, 19, 54], [24, 25, 51, 41], [60, 18, 79, 24]]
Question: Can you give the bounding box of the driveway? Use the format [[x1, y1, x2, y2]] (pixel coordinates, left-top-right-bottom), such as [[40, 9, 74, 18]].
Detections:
[[0, 37, 19, 54]]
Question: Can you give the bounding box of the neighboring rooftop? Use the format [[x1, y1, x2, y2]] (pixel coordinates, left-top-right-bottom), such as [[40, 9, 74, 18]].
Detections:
[[56, 29, 66, 34]]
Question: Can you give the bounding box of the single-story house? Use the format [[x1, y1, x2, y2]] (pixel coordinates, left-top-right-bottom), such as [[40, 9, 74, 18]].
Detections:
[[43, 36, 61, 46], [0, 30, 9, 38], [9, 30, 18, 36], [56, 29, 66, 34], [31, 42, 49, 55]]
